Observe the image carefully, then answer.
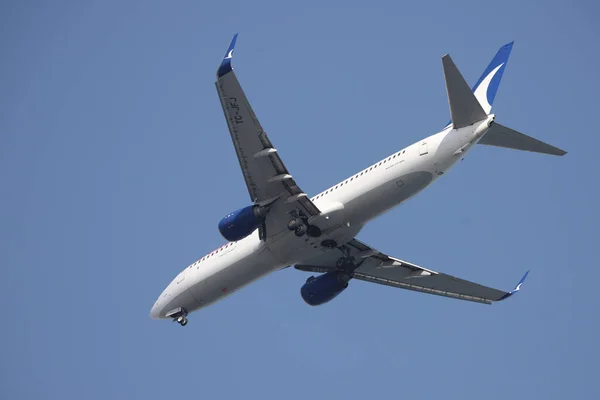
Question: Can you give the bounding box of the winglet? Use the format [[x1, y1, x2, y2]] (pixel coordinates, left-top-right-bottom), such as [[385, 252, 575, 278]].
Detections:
[[217, 33, 238, 78], [497, 270, 530, 301]]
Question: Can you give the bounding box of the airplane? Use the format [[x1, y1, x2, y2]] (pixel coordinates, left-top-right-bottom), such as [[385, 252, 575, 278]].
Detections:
[[150, 35, 565, 326]]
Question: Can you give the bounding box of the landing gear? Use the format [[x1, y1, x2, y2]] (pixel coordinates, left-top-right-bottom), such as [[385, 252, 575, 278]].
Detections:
[[294, 224, 307, 237], [334, 245, 365, 274], [336, 257, 351, 269], [288, 216, 321, 238], [166, 307, 188, 327], [288, 218, 303, 231]]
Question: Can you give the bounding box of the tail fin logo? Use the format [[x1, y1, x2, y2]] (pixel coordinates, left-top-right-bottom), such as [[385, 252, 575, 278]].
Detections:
[[473, 62, 504, 114], [440, 41, 513, 128], [471, 41, 513, 114]]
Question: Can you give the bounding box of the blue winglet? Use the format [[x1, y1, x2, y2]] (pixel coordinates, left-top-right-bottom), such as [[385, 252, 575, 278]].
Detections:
[[217, 33, 238, 78], [498, 270, 530, 301]]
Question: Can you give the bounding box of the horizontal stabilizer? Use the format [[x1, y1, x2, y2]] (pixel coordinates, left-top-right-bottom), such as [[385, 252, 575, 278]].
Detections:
[[480, 123, 567, 156], [442, 54, 488, 129]]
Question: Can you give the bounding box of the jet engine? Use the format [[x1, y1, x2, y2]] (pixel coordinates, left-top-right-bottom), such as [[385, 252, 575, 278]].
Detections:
[[218, 205, 268, 241], [300, 271, 352, 306]]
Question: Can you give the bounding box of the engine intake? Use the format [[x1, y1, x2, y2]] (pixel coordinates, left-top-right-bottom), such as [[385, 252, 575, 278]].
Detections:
[[301, 271, 351, 306], [218, 205, 268, 242]]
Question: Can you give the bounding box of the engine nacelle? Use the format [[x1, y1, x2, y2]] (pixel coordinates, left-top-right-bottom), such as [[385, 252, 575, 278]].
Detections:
[[218, 205, 267, 242], [300, 271, 351, 306]]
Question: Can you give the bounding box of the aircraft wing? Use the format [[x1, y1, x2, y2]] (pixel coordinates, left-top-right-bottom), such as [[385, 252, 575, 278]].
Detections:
[[215, 35, 320, 239], [295, 238, 528, 304]]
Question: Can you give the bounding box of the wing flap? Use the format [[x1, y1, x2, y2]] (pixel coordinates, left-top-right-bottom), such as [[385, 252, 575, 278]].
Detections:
[[353, 272, 506, 304]]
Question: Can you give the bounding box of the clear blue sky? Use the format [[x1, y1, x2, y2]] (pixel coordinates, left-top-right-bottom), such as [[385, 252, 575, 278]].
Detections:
[[1, 1, 598, 399]]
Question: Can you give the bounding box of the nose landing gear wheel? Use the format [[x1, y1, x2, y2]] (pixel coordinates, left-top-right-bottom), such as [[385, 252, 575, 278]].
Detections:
[[166, 307, 188, 327]]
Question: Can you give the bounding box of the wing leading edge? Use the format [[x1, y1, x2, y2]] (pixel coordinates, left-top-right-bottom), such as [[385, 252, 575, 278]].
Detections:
[[215, 35, 320, 239], [295, 238, 529, 305]]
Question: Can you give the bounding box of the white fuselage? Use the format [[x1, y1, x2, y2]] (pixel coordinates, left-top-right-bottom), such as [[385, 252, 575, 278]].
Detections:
[[150, 117, 494, 319]]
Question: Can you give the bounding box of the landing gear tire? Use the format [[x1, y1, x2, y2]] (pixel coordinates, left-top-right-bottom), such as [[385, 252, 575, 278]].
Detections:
[[294, 225, 307, 237], [306, 225, 322, 238], [336, 257, 351, 269], [176, 316, 188, 326], [180, 318, 188, 327], [288, 218, 303, 231]]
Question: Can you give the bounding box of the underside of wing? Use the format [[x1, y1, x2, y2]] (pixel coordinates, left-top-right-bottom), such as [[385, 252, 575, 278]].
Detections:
[[214, 35, 320, 239], [295, 238, 528, 304]]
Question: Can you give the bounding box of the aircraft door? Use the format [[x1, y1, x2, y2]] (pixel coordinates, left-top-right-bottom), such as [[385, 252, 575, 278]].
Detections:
[[419, 141, 428, 155]]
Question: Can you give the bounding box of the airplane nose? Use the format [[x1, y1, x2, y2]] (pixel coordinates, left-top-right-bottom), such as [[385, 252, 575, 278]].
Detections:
[[150, 303, 160, 319], [150, 300, 163, 319]]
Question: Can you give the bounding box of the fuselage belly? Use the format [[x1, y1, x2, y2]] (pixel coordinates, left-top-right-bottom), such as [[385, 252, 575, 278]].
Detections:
[[151, 122, 487, 319]]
